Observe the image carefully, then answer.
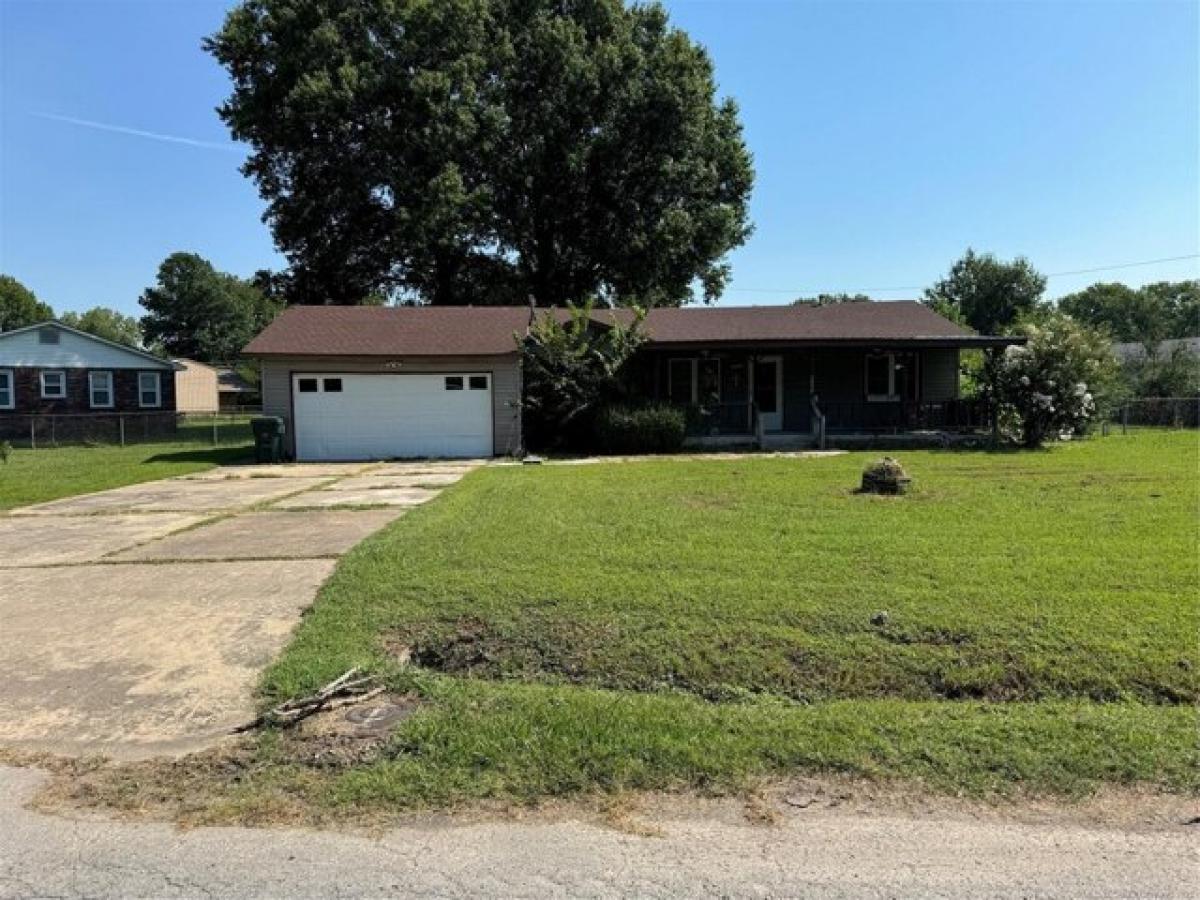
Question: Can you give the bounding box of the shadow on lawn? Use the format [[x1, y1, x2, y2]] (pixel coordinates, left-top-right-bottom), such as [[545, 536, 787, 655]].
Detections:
[[143, 446, 253, 465]]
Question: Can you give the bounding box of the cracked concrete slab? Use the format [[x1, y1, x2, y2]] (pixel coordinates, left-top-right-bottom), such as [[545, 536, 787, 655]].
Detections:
[[0, 560, 336, 758], [323, 472, 465, 490], [0, 513, 206, 567], [9, 477, 332, 515], [178, 462, 376, 480], [111, 508, 405, 561], [272, 486, 440, 509], [369, 462, 484, 477]]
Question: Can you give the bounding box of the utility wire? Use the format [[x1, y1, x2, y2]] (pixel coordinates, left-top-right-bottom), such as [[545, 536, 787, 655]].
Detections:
[[727, 253, 1200, 296]]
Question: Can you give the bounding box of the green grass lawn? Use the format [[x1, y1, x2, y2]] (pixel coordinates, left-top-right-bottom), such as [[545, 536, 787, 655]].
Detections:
[[233, 430, 1197, 809], [0, 440, 252, 511]]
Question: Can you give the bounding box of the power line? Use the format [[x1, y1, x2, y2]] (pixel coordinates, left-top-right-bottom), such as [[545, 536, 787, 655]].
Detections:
[[726, 253, 1200, 296]]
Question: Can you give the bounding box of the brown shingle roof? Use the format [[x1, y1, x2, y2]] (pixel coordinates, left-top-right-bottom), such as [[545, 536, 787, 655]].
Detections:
[[244, 301, 1006, 357], [243, 306, 532, 357]]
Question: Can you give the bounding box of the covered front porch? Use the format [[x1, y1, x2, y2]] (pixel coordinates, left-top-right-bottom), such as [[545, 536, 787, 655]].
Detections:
[[626, 345, 993, 447]]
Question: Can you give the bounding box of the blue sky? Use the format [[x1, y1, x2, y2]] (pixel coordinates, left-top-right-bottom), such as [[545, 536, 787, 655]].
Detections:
[[1, 0, 1196, 318]]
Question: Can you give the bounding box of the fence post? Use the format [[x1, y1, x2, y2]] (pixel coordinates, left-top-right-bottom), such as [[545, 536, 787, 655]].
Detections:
[[212, 414, 219, 446], [1121, 404, 1128, 435], [119, 415, 126, 447], [30, 418, 35, 450]]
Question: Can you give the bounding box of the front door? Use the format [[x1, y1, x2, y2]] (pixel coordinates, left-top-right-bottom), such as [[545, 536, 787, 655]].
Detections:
[[753, 356, 783, 432]]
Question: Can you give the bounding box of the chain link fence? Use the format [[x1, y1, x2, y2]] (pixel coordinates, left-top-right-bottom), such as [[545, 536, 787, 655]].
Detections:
[[1103, 397, 1199, 433], [0, 410, 261, 449]]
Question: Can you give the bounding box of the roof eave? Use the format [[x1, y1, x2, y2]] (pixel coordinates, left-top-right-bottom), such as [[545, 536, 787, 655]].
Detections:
[[641, 335, 1025, 350]]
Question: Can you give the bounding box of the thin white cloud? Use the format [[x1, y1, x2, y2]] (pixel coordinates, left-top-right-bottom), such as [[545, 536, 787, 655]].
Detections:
[[32, 111, 244, 153]]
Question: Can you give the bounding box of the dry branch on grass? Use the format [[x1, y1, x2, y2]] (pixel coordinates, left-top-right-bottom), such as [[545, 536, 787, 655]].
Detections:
[[233, 668, 384, 733]]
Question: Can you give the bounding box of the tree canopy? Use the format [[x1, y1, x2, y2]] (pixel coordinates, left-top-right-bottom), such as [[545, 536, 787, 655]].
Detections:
[[792, 293, 872, 306], [139, 252, 281, 364], [0, 275, 54, 332], [59, 307, 144, 348], [923, 249, 1046, 335], [1057, 280, 1199, 345], [206, 0, 754, 307]]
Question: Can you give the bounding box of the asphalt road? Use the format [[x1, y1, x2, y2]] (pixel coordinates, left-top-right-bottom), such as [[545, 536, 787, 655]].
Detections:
[[0, 768, 1194, 899]]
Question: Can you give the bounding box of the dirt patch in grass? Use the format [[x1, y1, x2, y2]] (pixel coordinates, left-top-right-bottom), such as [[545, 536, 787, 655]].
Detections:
[[20, 741, 1196, 835]]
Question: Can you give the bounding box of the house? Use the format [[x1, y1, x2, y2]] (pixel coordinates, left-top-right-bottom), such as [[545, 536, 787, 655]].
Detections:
[[0, 322, 178, 435], [1111, 337, 1200, 363], [174, 359, 261, 413], [244, 302, 1018, 461]]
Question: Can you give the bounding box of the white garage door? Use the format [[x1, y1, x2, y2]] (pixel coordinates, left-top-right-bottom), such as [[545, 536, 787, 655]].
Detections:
[[292, 373, 493, 461]]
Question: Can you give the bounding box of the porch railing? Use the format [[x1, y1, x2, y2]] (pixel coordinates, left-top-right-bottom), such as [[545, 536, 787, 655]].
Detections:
[[819, 399, 991, 434]]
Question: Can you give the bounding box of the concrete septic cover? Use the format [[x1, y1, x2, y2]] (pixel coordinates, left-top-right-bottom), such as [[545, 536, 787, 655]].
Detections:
[[344, 701, 417, 734]]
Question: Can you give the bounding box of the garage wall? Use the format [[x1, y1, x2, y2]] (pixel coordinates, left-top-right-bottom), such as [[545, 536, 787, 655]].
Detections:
[[258, 354, 522, 458]]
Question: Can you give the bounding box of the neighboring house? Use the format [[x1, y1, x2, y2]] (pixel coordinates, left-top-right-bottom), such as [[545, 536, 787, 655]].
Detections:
[[174, 359, 261, 413], [244, 302, 1017, 461], [0, 322, 177, 425], [1111, 337, 1200, 363], [173, 359, 219, 413]]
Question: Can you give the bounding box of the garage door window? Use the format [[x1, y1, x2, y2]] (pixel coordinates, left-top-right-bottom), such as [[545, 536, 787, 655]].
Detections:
[[469, 375, 488, 390], [444, 376, 464, 390], [323, 378, 343, 392], [297, 378, 318, 393]]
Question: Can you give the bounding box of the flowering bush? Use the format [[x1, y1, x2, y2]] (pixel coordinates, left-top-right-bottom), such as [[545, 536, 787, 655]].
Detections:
[[984, 314, 1118, 447]]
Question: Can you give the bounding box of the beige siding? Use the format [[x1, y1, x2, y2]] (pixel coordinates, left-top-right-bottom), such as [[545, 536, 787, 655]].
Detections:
[[173, 360, 219, 413], [258, 354, 522, 458], [921, 349, 960, 401]]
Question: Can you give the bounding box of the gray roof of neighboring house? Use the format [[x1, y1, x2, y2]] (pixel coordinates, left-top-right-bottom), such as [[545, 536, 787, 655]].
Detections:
[[1112, 337, 1200, 362], [244, 301, 1017, 357]]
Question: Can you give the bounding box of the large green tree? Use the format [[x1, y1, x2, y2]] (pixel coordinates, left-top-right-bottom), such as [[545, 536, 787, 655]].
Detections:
[[0, 274, 54, 332], [59, 307, 144, 348], [923, 249, 1047, 334], [205, 0, 754, 307], [139, 252, 281, 363], [1058, 280, 1199, 344]]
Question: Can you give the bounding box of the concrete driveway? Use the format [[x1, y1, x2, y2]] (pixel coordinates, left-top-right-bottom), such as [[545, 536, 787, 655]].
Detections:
[[0, 460, 478, 759]]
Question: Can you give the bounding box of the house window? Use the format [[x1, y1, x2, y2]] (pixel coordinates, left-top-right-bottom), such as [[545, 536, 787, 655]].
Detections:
[[40, 370, 66, 399], [0, 370, 13, 410], [444, 376, 464, 391], [468, 375, 488, 390], [865, 352, 919, 402], [323, 378, 343, 392], [138, 372, 161, 408], [89, 371, 114, 408], [668, 358, 695, 405], [297, 378, 318, 393], [38, 327, 60, 345]]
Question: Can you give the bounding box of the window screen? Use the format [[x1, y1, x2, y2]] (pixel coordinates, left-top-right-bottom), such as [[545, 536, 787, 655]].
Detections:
[[40, 371, 66, 399], [138, 372, 161, 407], [468, 375, 488, 390], [297, 378, 318, 393], [0, 370, 12, 409], [89, 371, 113, 408], [668, 359, 694, 405], [866, 355, 891, 398], [323, 378, 343, 392], [444, 376, 464, 390]]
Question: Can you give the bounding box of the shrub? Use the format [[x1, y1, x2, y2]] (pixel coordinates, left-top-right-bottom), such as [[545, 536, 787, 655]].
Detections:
[[520, 301, 645, 452], [984, 313, 1120, 447], [594, 404, 686, 455]]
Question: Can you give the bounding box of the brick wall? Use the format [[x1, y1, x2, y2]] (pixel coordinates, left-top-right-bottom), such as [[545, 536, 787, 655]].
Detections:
[[0, 367, 177, 415]]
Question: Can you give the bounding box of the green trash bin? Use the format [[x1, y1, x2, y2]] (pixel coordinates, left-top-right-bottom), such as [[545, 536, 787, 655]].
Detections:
[[251, 416, 286, 463]]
